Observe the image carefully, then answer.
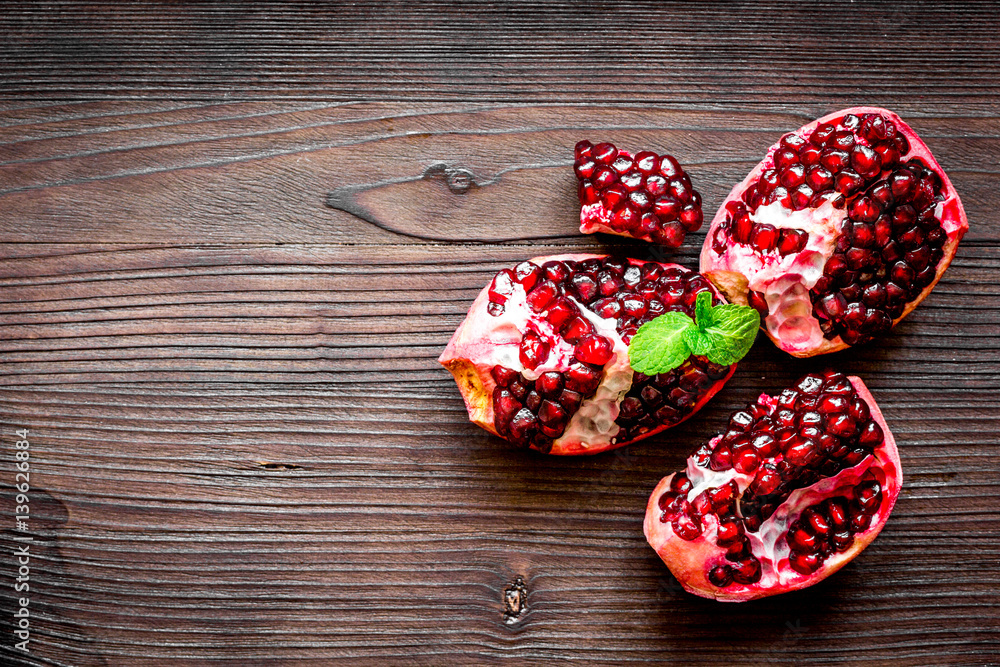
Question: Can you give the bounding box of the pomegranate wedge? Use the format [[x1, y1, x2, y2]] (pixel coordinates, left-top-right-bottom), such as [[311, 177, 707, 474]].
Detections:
[[644, 371, 901, 601], [700, 107, 967, 357], [440, 255, 736, 455], [574, 141, 704, 248]]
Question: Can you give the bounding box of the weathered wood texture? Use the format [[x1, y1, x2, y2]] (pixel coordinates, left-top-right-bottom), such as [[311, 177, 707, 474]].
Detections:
[[2, 0, 1000, 104], [1, 2, 999, 666]]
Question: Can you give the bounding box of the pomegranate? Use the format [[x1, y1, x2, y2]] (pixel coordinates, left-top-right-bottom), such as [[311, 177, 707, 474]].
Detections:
[[644, 370, 901, 602], [440, 254, 738, 455], [700, 107, 967, 356], [574, 141, 704, 248]]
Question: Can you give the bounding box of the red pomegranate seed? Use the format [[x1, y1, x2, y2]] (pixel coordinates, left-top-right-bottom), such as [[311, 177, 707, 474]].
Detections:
[[562, 316, 595, 344], [489, 269, 516, 304], [513, 261, 542, 291], [519, 332, 550, 370], [574, 140, 594, 160], [777, 228, 808, 255], [750, 223, 778, 252], [574, 334, 614, 366], [526, 280, 559, 312]]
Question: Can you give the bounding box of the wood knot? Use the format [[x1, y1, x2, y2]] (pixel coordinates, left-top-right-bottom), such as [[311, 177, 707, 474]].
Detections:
[[502, 576, 528, 625], [258, 462, 302, 470]]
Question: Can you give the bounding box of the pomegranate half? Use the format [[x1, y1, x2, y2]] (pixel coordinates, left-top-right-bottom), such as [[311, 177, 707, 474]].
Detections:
[[574, 141, 704, 248], [700, 107, 967, 357], [644, 370, 901, 602], [440, 254, 735, 455]]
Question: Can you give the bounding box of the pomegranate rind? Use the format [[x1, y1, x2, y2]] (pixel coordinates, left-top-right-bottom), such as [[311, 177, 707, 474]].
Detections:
[[644, 376, 901, 601], [700, 106, 968, 357], [440, 254, 735, 456]]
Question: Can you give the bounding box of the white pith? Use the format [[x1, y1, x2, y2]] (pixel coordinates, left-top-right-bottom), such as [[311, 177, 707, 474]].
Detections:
[[709, 195, 848, 355]]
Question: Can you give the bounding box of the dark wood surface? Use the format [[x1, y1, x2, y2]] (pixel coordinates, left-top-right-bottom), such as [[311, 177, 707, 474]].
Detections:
[[1, 2, 998, 665]]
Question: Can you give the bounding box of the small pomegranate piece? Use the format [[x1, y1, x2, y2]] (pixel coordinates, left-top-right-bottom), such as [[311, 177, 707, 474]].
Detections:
[[644, 371, 901, 601], [575, 140, 703, 248], [440, 254, 737, 455], [700, 107, 967, 357]]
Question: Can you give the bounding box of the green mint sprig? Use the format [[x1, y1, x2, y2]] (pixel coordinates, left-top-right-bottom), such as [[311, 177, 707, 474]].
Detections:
[[628, 291, 760, 375]]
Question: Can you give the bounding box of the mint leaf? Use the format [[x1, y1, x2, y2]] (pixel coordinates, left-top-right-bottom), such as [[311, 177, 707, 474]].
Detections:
[[701, 303, 761, 365], [628, 311, 696, 375], [694, 290, 714, 330], [682, 327, 714, 356]]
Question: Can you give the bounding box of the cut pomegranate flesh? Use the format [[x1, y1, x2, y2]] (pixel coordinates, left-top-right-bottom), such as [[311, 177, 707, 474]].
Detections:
[[440, 254, 736, 455], [700, 107, 967, 357], [575, 141, 704, 248], [644, 371, 901, 601]]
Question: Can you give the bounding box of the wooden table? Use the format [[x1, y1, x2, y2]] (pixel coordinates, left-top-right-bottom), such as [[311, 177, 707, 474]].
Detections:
[[2, 2, 998, 665]]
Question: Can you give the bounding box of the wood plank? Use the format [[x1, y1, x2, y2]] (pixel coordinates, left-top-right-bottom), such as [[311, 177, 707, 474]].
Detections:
[[2, 1, 1000, 104], [0, 104, 997, 245]]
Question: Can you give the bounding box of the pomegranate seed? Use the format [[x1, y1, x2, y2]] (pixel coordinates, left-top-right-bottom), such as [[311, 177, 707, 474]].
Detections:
[[850, 512, 872, 533], [851, 144, 881, 178], [751, 223, 778, 252], [574, 157, 597, 179], [716, 521, 741, 545], [774, 148, 797, 170], [538, 399, 568, 427], [811, 124, 836, 146], [559, 389, 582, 412], [858, 420, 884, 447], [654, 222, 686, 248], [800, 145, 821, 166], [534, 372, 564, 398], [507, 408, 538, 443], [519, 332, 550, 370], [574, 140, 594, 160], [670, 474, 692, 494], [708, 565, 734, 587], [564, 362, 601, 394], [831, 129, 856, 150], [790, 185, 814, 210], [644, 174, 668, 197], [562, 316, 595, 344], [575, 334, 614, 366], [658, 155, 682, 178], [734, 448, 760, 474], [747, 290, 769, 318], [491, 366, 519, 388], [820, 147, 850, 172], [733, 213, 754, 243], [489, 269, 516, 304], [731, 558, 762, 584], [789, 552, 822, 575], [620, 170, 644, 191], [835, 169, 863, 194], [789, 526, 816, 550], [513, 261, 542, 291], [611, 154, 634, 175], [709, 444, 733, 471], [672, 513, 702, 540], [634, 150, 658, 174]]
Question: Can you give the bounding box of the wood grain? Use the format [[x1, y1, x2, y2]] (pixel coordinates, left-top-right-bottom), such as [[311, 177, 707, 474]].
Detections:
[[2, 1, 1000, 105], [2, 2, 1000, 665]]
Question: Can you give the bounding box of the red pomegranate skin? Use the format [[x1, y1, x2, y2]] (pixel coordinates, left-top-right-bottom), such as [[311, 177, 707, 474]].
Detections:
[[644, 373, 901, 602], [700, 107, 967, 357], [439, 254, 735, 455]]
